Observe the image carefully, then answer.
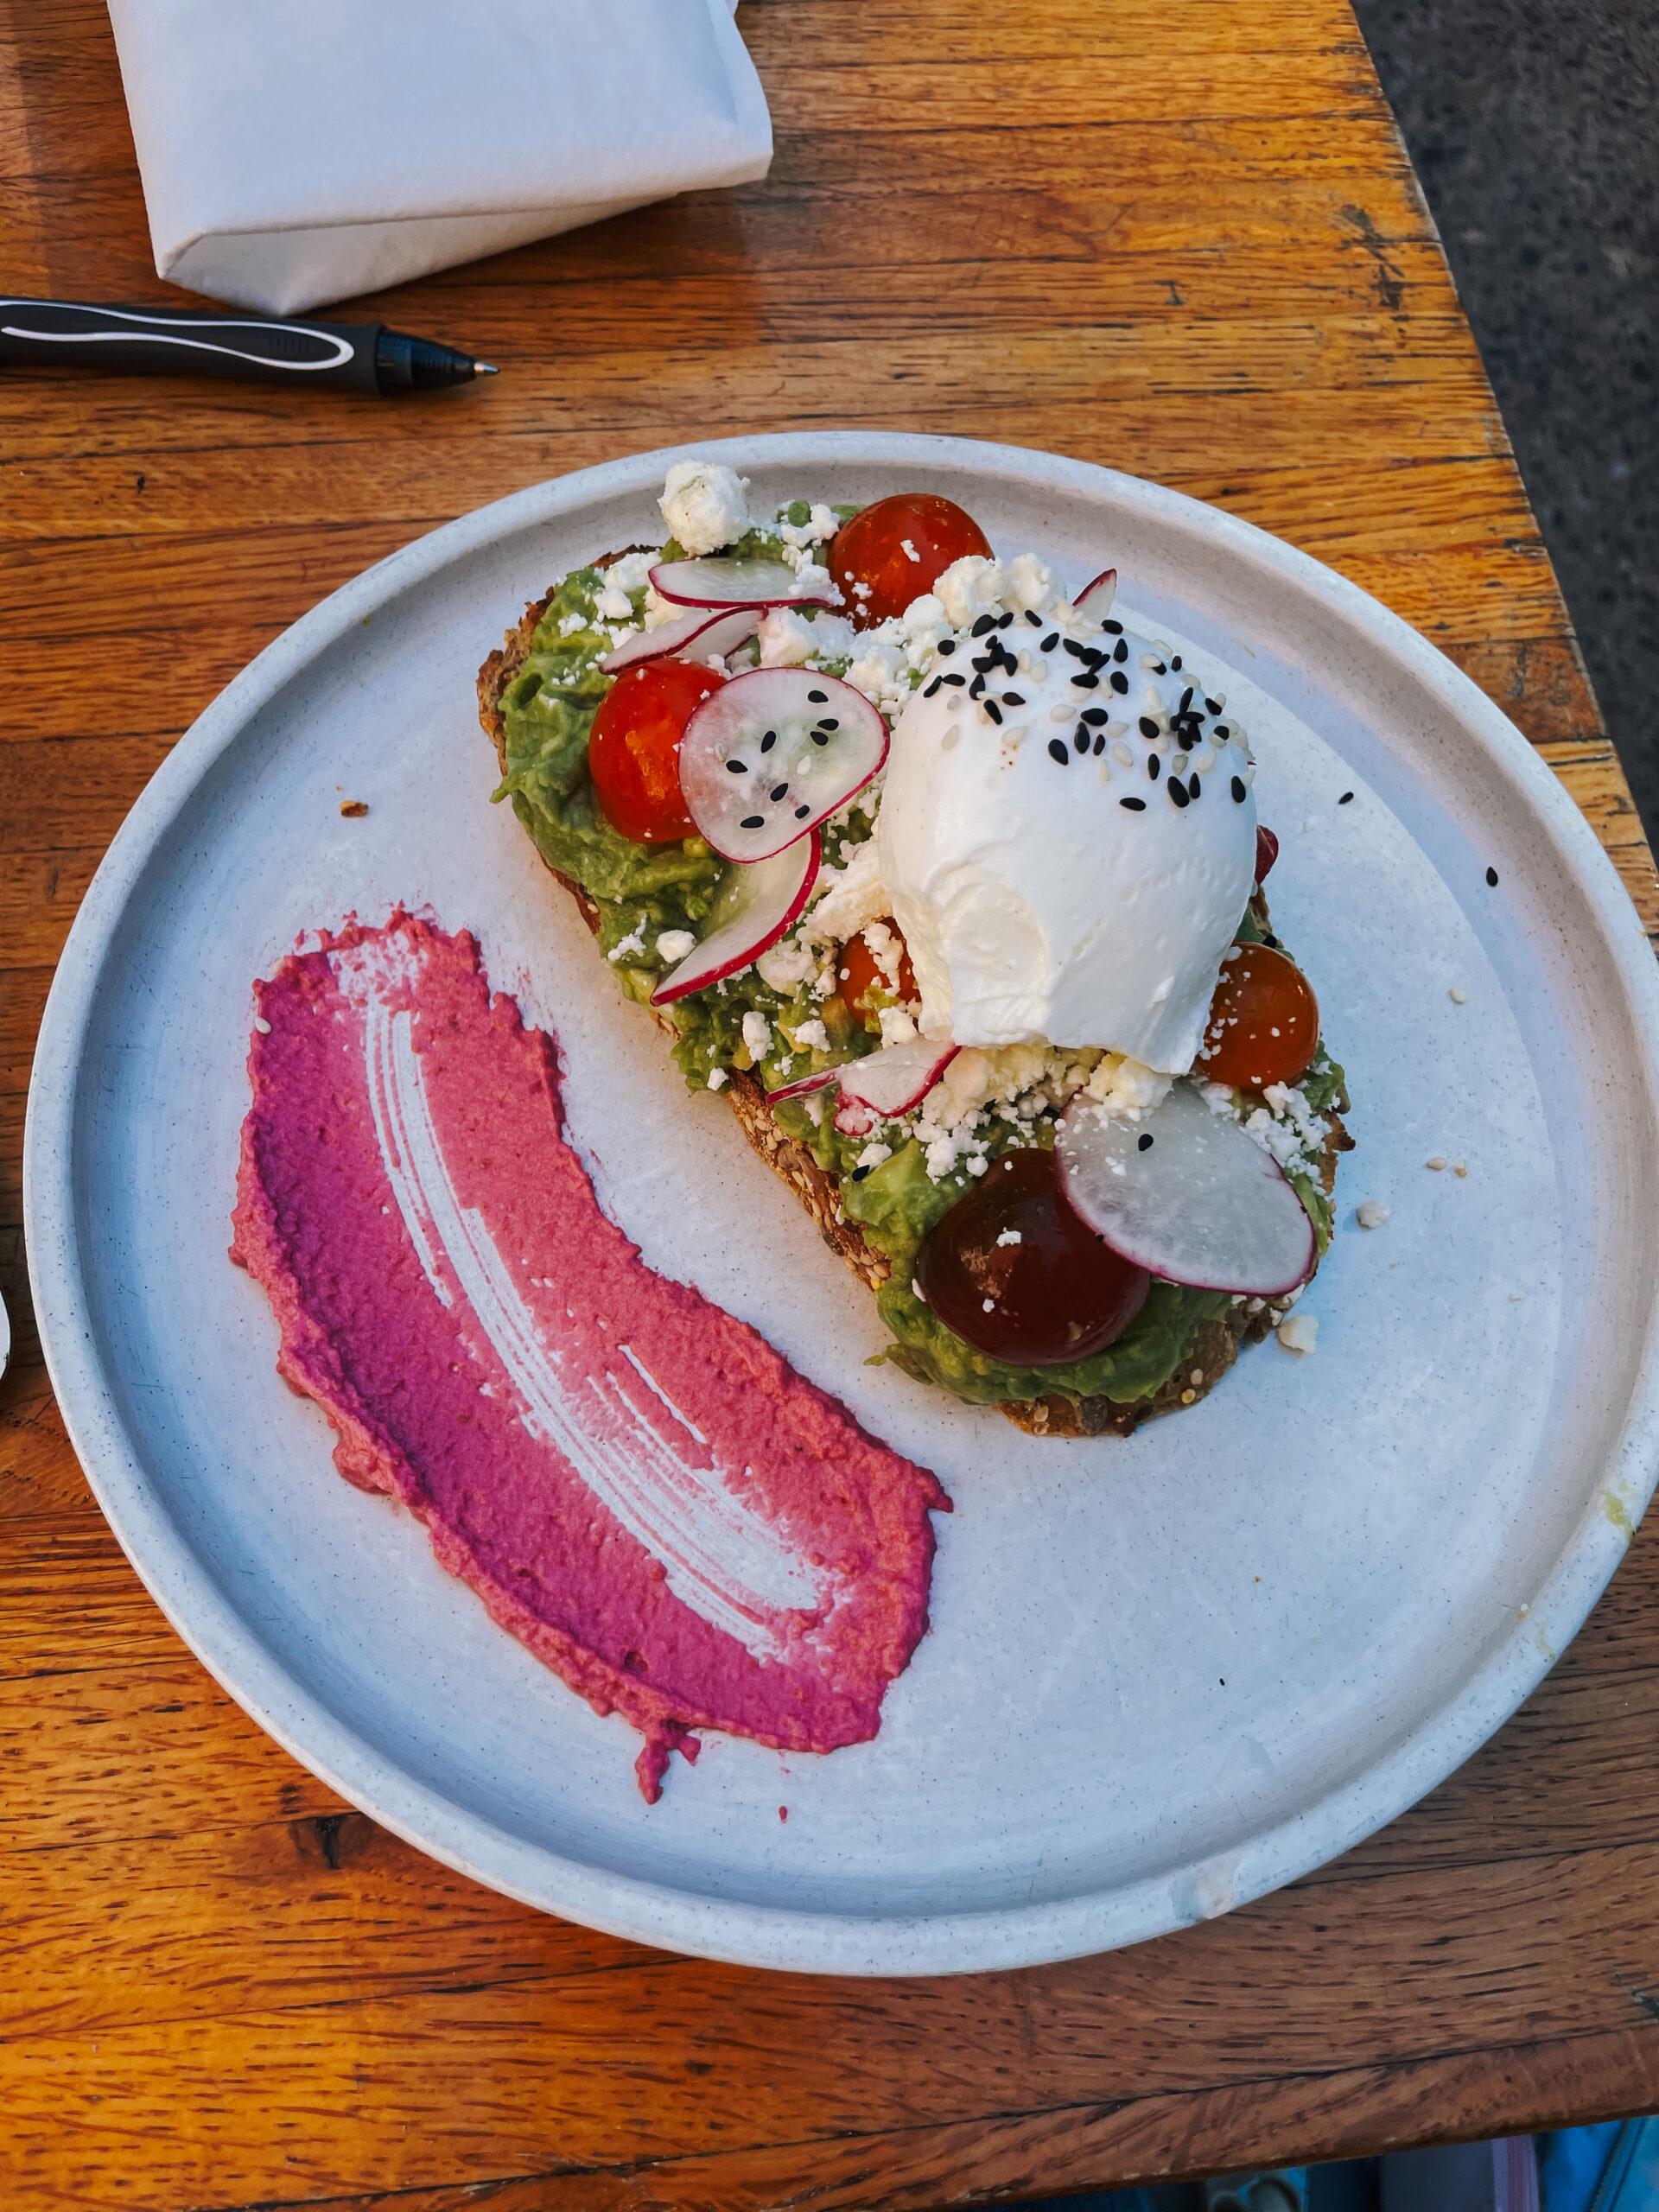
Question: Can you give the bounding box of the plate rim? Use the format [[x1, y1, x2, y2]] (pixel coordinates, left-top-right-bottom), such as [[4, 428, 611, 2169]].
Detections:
[[24, 429, 1659, 1975]]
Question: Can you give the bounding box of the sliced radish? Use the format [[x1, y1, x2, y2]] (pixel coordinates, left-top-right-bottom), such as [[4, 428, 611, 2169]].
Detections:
[[651, 556, 835, 611], [1054, 1082, 1314, 1296], [1255, 824, 1280, 884], [677, 668, 889, 864], [650, 831, 819, 1007], [598, 607, 760, 675], [1075, 566, 1117, 621], [769, 1035, 958, 1136]]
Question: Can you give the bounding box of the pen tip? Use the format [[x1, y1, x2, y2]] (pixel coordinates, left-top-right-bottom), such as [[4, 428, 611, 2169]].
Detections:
[[474, 360, 500, 376]]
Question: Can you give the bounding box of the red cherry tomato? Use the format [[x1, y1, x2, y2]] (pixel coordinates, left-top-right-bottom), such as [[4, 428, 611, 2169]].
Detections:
[[829, 493, 994, 630], [588, 660, 721, 843], [836, 918, 918, 1031], [1199, 943, 1320, 1090], [916, 1147, 1151, 1368], [1255, 824, 1280, 884]]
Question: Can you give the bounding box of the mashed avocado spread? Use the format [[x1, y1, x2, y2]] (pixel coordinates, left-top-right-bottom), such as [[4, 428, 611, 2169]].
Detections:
[[493, 539, 1344, 1413]]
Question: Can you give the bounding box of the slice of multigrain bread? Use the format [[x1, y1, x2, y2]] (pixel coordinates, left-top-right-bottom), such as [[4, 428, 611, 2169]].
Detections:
[[479, 583, 1351, 1439]]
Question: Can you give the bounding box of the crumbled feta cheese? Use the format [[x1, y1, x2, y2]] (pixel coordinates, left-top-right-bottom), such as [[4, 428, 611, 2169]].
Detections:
[[897, 593, 950, 665], [789, 557, 836, 601], [755, 934, 820, 991], [802, 836, 890, 946], [1085, 1052, 1173, 1121], [557, 609, 588, 636], [659, 461, 751, 556], [607, 550, 656, 595], [757, 606, 819, 667], [607, 923, 646, 963], [844, 636, 910, 715], [900, 537, 921, 563], [787, 1018, 830, 1051], [1277, 1312, 1319, 1355], [995, 1228, 1022, 1247], [1003, 551, 1059, 613], [933, 554, 1005, 630], [855, 1141, 893, 1172], [594, 582, 634, 622], [707, 1065, 728, 1091], [1355, 1199, 1390, 1229], [655, 930, 696, 964], [877, 1005, 919, 1047], [741, 1010, 772, 1060]]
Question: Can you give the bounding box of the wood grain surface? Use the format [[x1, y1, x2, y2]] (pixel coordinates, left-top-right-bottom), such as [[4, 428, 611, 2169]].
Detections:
[[4, 1, 1658, 2206]]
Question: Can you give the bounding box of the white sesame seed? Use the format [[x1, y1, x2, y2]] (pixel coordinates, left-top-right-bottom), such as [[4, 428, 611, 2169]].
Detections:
[[1453, 1160, 1468, 1177], [1449, 986, 1468, 1003], [1426, 1155, 1447, 1171], [1050, 702, 1073, 722], [253, 1016, 272, 1034], [1113, 741, 1135, 766]]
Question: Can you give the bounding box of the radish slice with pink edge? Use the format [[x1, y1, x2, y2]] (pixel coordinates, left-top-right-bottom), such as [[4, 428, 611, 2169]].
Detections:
[[650, 830, 819, 1007], [651, 556, 836, 611], [598, 607, 760, 675], [1074, 566, 1117, 620], [1054, 1082, 1315, 1296], [769, 1035, 959, 1136], [678, 668, 889, 864]]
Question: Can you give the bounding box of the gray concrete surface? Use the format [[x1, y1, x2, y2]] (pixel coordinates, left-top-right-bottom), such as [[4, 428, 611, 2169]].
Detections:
[[1348, 0, 1657, 836]]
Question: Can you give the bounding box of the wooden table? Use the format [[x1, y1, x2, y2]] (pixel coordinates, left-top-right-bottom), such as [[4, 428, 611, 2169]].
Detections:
[[5, 2, 1658, 2205]]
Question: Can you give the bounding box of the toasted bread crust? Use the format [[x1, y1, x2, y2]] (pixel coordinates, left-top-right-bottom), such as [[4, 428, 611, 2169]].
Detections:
[[479, 588, 1351, 1437]]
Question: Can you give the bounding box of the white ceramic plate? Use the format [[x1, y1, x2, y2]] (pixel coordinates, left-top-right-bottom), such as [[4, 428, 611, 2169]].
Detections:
[[26, 434, 1659, 1975]]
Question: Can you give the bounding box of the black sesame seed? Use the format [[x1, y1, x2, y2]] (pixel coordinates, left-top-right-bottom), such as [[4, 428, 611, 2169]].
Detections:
[[760, 729, 777, 753], [1103, 620, 1123, 635], [923, 676, 943, 697], [971, 613, 996, 637], [1138, 716, 1160, 740], [942, 671, 966, 687], [1109, 670, 1129, 694], [1179, 687, 1194, 713], [1113, 639, 1129, 663], [1047, 738, 1070, 765], [770, 783, 789, 801], [971, 652, 995, 672], [1081, 707, 1109, 725], [985, 699, 1003, 724], [1074, 724, 1090, 754], [1168, 779, 1190, 809], [1148, 660, 1167, 676], [1093, 732, 1106, 754], [1339, 791, 1354, 804], [1002, 691, 1025, 707], [1025, 607, 1044, 626], [1147, 753, 1161, 780], [741, 815, 765, 829], [1205, 696, 1222, 715], [1071, 672, 1099, 690], [969, 674, 986, 699], [1171, 656, 1182, 671], [725, 758, 747, 774], [937, 639, 957, 656], [1120, 795, 1146, 810], [997, 612, 1014, 629], [1064, 639, 1089, 660], [1214, 723, 1230, 740], [1138, 1132, 1154, 1151], [851, 1165, 872, 1182], [1230, 775, 1247, 802], [1262, 934, 1281, 949], [1039, 631, 1059, 652], [1486, 865, 1499, 887], [794, 804, 810, 818], [806, 689, 828, 702], [1188, 772, 1202, 799]]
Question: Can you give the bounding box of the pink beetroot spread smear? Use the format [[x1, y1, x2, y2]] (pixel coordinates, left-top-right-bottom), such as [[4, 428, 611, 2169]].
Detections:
[[230, 912, 949, 1800]]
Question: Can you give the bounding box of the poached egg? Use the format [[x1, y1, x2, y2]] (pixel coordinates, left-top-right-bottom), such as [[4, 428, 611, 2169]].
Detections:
[[876, 612, 1256, 1072]]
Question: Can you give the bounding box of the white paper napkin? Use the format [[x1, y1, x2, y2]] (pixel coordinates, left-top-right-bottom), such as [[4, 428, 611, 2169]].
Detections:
[[106, 0, 772, 315]]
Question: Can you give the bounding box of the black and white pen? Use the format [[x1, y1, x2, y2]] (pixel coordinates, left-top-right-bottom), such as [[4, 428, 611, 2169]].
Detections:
[[0, 297, 498, 395]]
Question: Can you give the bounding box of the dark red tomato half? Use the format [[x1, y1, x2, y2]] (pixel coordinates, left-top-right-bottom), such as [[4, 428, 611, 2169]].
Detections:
[[588, 659, 721, 843], [829, 493, 993, 629], [915, 1147, 1151, 1368]]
